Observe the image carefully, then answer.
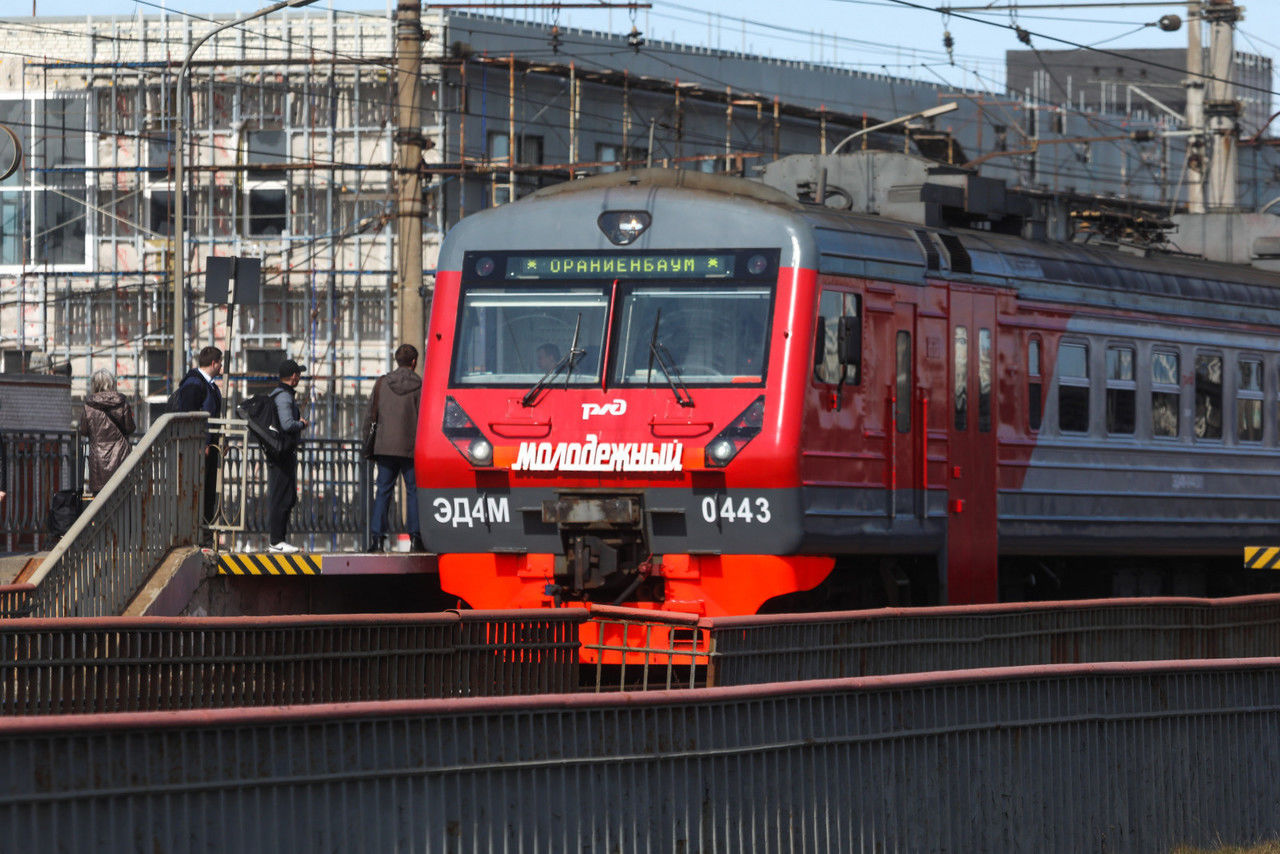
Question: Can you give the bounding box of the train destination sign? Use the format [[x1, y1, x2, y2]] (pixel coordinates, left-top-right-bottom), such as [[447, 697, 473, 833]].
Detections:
[[506, 253, 736, 280]]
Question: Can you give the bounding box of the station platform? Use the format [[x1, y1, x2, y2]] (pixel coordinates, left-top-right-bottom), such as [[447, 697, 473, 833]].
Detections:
[[215, 551, 438, 576]]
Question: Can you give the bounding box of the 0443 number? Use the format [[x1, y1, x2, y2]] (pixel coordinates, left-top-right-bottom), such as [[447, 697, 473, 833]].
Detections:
[[700, 496, 771, 524]]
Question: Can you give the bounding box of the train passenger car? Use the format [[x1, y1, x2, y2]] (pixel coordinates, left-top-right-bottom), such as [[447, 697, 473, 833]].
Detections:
[[417, 168, 1280, 617]]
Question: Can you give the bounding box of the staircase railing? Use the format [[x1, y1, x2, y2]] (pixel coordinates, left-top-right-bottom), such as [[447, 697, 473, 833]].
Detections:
[[23, 413, 207, 617]]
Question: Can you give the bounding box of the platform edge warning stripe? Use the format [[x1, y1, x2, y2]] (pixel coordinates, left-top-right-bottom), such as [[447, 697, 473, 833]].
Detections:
[[1244, 546, 1280, 570], [217, 553, 321, 576]]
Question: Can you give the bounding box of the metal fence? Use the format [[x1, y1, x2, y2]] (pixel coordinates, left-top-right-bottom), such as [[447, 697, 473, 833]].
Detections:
[[0, 610, 584, 714], [2, 659, 1279, 852], [216, 434, 408, 552], [0, 428, 399, 556], [703, 594, 1280, 686], [0, 429, 81, 554], [22, 413, 206, 618]]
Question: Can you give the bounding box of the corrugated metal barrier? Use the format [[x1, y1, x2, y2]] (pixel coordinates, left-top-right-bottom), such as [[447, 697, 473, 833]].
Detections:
[[703, 593, 1280, 686], [1, 658, 1278, 852], [0, 611, 583, 713]]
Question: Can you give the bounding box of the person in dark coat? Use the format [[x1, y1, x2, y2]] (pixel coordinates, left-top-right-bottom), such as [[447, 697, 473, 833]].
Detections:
[[364, 344, 423, 552], [82, 369, 136, 494], [176, 346, 224, 527], [266, 358, 308, 553]]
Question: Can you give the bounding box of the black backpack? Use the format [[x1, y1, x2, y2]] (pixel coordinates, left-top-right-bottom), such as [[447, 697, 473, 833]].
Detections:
[[46, 489, 84, 537], [165, 388, 185, 415], [236, 392, 286, 460], [166, 375, 201, 415]]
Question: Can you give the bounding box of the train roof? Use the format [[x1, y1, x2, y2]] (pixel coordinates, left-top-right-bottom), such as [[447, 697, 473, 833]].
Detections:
[[802, 204, 1280, 326], [490, 170, 1280, 326]]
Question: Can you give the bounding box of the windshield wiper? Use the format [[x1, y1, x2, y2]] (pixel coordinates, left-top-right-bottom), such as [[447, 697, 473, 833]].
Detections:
[[646, 309, 694, 408], [522, 314, 586, 407]]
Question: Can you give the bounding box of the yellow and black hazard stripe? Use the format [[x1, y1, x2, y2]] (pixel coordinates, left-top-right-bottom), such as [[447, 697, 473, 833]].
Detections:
[[1244, 547, 1280, 570], [218, 553, 321, 576]]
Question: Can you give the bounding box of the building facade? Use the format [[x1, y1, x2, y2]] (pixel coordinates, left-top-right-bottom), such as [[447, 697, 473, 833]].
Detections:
[[0, 10, 1271, 437]]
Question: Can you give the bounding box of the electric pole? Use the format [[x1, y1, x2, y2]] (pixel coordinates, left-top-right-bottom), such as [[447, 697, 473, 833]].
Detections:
[[1203, 0, 1241, 210], [1185, 0, 1205, 213], [395, 0, 427, 368]]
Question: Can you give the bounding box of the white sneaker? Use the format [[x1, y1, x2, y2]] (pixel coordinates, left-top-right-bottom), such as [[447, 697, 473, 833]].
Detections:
[[268, 541, 300, 553]]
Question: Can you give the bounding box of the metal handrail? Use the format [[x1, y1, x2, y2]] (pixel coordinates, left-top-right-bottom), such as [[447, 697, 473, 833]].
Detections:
[[23, 413, 207, 617]]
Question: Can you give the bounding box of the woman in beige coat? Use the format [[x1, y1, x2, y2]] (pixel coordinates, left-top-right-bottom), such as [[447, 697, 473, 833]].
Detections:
[[82, 370, 136, 494]]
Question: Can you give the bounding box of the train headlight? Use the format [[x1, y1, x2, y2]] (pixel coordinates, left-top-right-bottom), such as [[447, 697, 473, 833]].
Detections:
[[598, 210, 652, 245], [703, 395, 765, 468], [442, 397, 493, 467], [706, 439, 735, 465], [468, 437, 494, 466]]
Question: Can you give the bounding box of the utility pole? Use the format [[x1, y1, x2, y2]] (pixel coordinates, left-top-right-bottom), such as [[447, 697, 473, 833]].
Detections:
[[1203, 0, 1242, 210], [395, 0, 427, 368], [1184, 0, 1205, 213]]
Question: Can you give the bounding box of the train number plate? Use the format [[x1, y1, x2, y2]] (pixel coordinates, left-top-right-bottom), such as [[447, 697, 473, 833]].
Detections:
[[699, 496, 772, 524]]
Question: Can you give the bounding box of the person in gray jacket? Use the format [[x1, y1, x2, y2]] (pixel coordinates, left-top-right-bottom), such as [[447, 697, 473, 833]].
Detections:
[[266, 359, 308, 553], [364, 344, 423, 552]]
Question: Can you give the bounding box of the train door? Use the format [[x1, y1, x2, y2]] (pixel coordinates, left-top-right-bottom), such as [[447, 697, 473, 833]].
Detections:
[[946, 288, 999, 603], [891, 301, 925, 522]]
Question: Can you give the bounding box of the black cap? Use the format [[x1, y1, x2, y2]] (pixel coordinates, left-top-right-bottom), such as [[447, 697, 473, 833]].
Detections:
[[279, 358, 306, 378]]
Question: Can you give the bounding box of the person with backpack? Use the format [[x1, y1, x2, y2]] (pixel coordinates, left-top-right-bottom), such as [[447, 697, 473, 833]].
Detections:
[[363, 344, 423, 553], [266, 358, 308, 553], [82, 369, 136, 495], [175, 346, 224, 530]]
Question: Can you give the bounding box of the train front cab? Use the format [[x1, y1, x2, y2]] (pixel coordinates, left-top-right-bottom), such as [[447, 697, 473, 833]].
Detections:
[[419, 223, 834, 621]]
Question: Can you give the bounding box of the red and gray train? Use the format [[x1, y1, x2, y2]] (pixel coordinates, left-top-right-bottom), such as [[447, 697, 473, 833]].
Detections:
[[415, 167, 1280, 618]]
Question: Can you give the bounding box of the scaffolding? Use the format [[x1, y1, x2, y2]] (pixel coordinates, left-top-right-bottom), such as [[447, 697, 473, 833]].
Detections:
[[0, 11, 1031, 437]]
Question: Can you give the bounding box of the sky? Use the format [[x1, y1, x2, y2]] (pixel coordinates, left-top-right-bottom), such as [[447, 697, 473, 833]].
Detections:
[[13, 0, 1280, 100]]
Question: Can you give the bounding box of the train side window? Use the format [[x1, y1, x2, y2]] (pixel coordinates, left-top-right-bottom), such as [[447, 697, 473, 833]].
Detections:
[[896, 331, 911, 433], [977, 328, 992, 432], [1194, 353, 1223, 440], [1057, 341, 1089, 433], [1027, 337, 1042, 432], [1238, 357, 1263, 443], [1105, 346, 1135, 435], [1152, 350, 1180, 438], [814, 290, 860, 385], [954, 326, 968, 431]]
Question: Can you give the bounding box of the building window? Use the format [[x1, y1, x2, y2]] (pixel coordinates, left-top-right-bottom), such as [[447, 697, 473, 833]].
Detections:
[[1105, 345, 1135, 434], [1194, 353, 1223, 440], [1058, 341, 1089, 433], [597, 142, 620, 173], [244, 130, 288, 236], [1152, 350, 1180, 438], [1238, 357, 1263, 442], [0, 96, 89, 267], [954, 326, 968, 431], [243, 347, 286, 397], [149, 191, 174, 237], [247, 129, 287, 178], [145, 349, 170, 397], [488, 133, 545, 202], [147, 136, 173, 179], [1027, 337, 1042, 431], [247, 189, 287, 236]]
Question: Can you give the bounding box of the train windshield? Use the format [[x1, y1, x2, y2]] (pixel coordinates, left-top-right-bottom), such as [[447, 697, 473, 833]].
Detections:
[[611, 285, 771, 385], [452, 287, 609, 385]]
